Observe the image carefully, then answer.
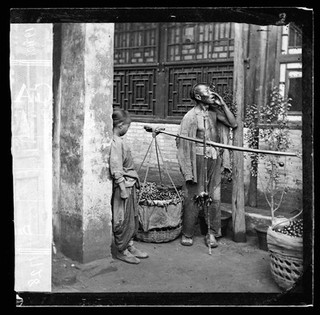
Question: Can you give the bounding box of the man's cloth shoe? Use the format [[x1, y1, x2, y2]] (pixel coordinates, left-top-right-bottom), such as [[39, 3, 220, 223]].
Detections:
[[116, 249, 140, 264], [181, 235, 193, 246], [206, 234, 218, 248], [127, 245, 149, 259]]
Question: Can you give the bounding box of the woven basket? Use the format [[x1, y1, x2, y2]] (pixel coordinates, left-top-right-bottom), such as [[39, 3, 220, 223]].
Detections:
[[136, 185, 183, 243], [267, 226, 303, 290], [135, 224, 182, 243], [269, 251, 303, 290]]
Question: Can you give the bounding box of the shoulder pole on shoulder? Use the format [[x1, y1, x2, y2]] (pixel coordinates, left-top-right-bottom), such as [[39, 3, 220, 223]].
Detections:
[[144, 125, 298, 157]]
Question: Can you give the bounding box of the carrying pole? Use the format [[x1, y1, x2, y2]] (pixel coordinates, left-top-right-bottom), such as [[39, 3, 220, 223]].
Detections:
[[144, 125, 298, 157], [154, 137, 163, 186], [203, 113, 212, 255]]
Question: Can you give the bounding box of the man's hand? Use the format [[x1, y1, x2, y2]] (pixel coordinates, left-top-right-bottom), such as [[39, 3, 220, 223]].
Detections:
[[212, 92, 225, 107], [120, 188, 128, 199], [119, 181, 129, 199], [185, 174, 194, 185]]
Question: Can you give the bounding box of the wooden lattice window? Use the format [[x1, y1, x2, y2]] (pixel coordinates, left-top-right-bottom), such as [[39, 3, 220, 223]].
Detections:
[[114, 23, 158, 64], [281, 23, 302, 55], [167, 22, 234, 62], [113, 68, 157, 116], [288, 24, 302, 49], [113, 22, 234, 121], [279, 23, 302, 115], [167, 63, 234, 117]]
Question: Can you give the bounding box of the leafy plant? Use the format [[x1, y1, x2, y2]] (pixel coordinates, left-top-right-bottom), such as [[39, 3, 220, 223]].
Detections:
[[244, 102, 259, 176], [244, 86, 292, 225]]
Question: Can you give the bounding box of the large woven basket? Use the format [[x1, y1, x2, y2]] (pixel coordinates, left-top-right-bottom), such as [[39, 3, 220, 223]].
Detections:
[[267, 226, 303, 291], [136, 192, 183, 243], [135, 223, 182, 243]]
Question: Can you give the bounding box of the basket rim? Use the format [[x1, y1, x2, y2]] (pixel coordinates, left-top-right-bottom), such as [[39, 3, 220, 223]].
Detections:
[[139, 197, 183, 205], [137, 223, 182, 233], [267, 226, 303, 240], [135, 224, 182, 243]]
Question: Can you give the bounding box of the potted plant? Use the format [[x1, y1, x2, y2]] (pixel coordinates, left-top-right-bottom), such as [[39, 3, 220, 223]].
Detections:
[[244, 85, 292, 245], [244, 85, 303, 290]]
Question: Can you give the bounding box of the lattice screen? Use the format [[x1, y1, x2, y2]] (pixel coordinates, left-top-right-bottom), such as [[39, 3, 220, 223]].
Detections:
[[113, 68, 157, 115], [114, 23, 158, 64], [167, 22, 234, 62], [113, 22, 234, 119], [167, 63, 234, 117], [288, 24, 302, 48]]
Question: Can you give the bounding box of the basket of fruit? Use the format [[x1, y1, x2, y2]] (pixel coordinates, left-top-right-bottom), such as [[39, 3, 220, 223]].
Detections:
[[267, 217, 303, 290], [135, 182, 184, 243]]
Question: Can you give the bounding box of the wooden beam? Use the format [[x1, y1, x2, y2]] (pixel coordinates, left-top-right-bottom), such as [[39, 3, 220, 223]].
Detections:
[[232, 23, 247, 243]]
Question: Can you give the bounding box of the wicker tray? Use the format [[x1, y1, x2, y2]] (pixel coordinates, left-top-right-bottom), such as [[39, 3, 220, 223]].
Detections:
[[135, 224, 182, 243], [267, 226, 303, 290]]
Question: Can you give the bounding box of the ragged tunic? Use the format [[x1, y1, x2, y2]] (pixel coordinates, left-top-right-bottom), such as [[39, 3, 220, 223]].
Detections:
[[109, 135, 140, 252], [176, 106, 231, 183], [176, 106, 231, 237]]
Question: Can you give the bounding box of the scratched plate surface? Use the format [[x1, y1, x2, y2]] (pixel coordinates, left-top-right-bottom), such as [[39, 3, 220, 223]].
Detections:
[[11, 24, 53, 292]]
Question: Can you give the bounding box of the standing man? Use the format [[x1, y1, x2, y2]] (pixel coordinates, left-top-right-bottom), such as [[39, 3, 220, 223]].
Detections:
[[176, 83, 237, 248]]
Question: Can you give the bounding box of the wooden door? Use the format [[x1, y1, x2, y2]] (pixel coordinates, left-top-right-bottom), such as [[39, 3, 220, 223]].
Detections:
[[163, 22, 234, 121], [113, 23, 160, 119], [113, 22, 235, 121]]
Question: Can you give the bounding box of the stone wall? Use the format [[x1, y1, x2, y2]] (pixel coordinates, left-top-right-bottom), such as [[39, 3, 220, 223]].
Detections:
[[58, 24, 86, 260], [54, 24, 114, 263], [82, 24, 114, 263], [125, 122, 184, 186]]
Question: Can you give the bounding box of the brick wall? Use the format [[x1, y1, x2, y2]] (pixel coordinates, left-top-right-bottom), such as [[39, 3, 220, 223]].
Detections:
[[125, 122, 184, 186], [255, 128, 303, 213], [125, 122, 303, 212]]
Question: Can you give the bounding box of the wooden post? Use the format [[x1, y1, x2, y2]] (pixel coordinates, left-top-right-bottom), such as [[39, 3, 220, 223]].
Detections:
[[232, 23, 247, 243], [245, 24, 267, 207], [245, 24, 281, 207], [245, 24, 261, 207]]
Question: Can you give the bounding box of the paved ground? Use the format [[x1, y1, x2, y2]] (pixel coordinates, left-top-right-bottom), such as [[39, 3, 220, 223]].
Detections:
[[52, 232, 283, 294]]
